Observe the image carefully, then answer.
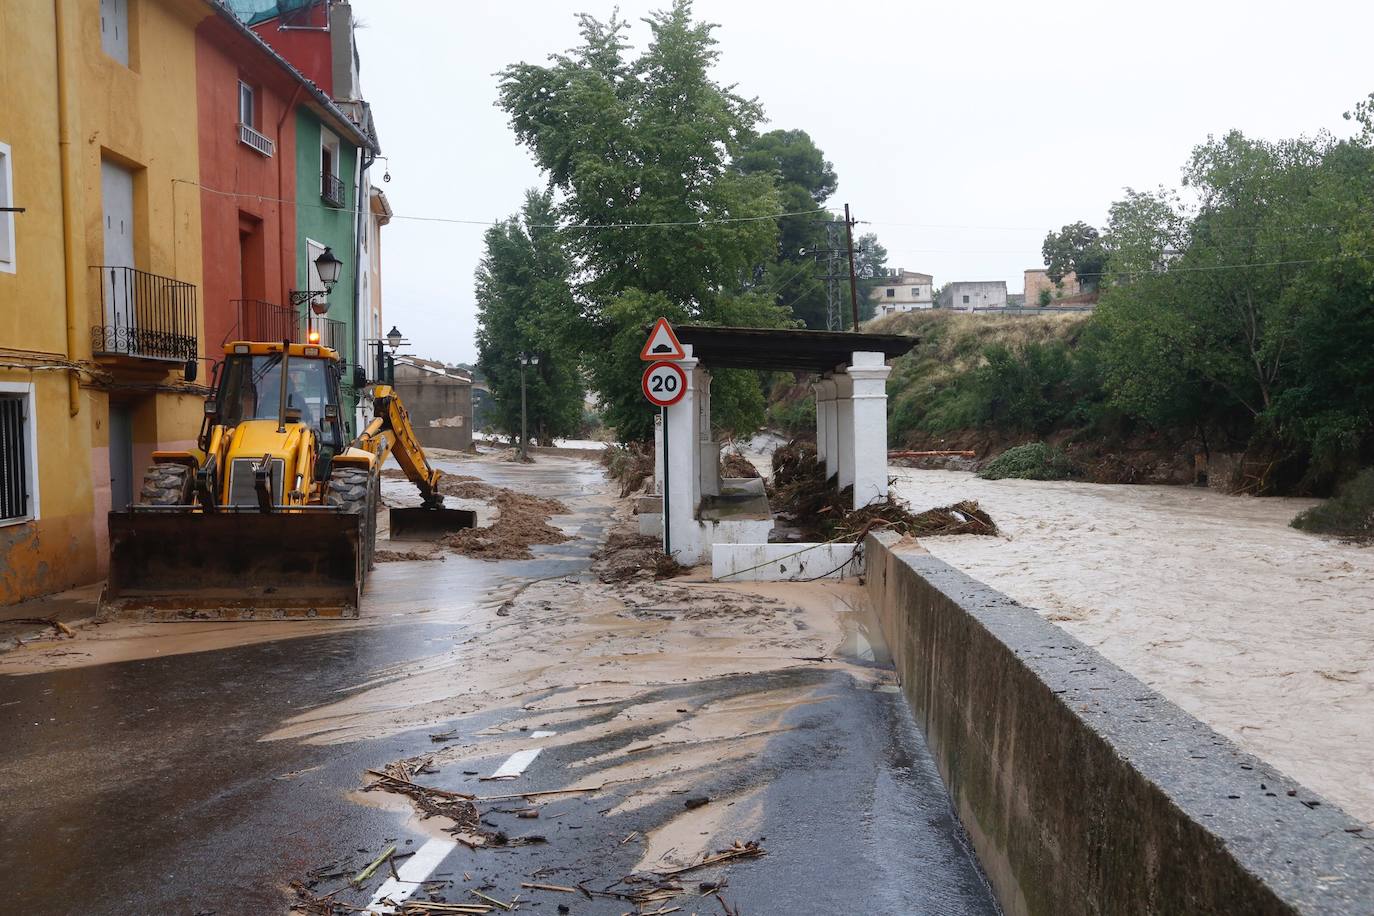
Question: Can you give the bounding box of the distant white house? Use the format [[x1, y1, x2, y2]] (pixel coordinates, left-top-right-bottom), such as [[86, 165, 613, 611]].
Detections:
[[938, 281, 1007, 311], [870, 269, 934, 315]]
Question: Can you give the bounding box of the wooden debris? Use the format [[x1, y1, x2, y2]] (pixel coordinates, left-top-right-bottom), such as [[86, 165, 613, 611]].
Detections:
[[365, 769, 475, 800], [351, 843, 396, 887], [888, 449, 976, 459], [520, 882, 578, 893], [5, 617, 75, 638], [476, 782, 610, 802], [469, 890, 513, 911], [656, 840, 765, 877]]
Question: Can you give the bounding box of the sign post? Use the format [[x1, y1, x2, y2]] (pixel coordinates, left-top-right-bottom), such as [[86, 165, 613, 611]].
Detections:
[[641, 318, 686, 557]]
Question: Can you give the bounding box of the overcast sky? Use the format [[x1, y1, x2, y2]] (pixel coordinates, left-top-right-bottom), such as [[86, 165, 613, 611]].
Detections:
[[353, 0, 1373, 365]]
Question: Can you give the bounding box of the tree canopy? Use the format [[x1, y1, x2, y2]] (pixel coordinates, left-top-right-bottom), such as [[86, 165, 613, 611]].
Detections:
[[474, 190, 586, 445]]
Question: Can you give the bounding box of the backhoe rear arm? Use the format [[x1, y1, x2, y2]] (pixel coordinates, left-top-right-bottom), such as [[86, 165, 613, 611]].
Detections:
[[352, 385, 444, 508]]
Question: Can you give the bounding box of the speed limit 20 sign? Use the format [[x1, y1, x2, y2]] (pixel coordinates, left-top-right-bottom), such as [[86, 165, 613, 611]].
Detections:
[[642, 360, 687, 407]]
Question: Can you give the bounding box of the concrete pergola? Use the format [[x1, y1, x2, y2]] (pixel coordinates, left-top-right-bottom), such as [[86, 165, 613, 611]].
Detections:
[[645, 325, 916, 567]]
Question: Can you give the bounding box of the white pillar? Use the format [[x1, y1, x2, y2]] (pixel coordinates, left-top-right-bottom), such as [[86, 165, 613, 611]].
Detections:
[[812, 380, 829, 464], [697, 368, 719, 497], [663, 350, 703, 564], [847, 351, 893, 509], [815, 378, 838, 480], [834, 373, 855, 491]]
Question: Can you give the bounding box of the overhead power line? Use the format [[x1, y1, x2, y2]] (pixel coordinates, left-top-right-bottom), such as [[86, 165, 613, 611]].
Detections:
[[179, 179, 826, 231]]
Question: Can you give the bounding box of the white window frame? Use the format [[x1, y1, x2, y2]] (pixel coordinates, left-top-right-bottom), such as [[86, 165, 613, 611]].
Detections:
[[238, 81, 255, 129], [100, 0, 131, 67], [0, 142, 14, 274], [320, 129, 340, 182], [0, 381, 40, 526], [305, 236, 328, 309]]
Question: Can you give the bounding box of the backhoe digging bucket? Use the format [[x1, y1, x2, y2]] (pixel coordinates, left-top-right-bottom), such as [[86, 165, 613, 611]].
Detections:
[[102, 510, 364, 621], [388, 507, 476, 541]]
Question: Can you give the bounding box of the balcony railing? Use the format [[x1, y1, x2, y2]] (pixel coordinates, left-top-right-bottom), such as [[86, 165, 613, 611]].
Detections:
[[92, 266, 198, 362], [309, 317, 346, 351], [321, 171, 346, 208], [238, 123, 274, 157], [228, 299, 298, 345]]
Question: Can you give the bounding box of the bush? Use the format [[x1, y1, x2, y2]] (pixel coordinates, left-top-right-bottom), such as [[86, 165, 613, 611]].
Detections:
[[978, 442, 1076, 481], [1291, 467, 1374, 540]]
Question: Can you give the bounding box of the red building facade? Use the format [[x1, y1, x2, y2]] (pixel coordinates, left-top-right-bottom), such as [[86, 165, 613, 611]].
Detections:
[[195, 14, 301, 351]]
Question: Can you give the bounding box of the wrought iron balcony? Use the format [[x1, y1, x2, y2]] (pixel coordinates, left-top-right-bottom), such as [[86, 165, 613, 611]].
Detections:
[[92, 266, 197, 362], [228, 299, 298, 345], [321, 171, 346, 208], [238, 123, 274, 157], [309, 317, 346, 352]]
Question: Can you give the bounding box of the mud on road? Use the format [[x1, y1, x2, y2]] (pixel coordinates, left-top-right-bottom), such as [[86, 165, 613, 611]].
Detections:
[[0, 454, 996, 915]]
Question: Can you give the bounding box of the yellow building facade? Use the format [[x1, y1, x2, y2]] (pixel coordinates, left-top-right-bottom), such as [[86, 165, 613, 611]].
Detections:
[[0, 0, 207, 604]]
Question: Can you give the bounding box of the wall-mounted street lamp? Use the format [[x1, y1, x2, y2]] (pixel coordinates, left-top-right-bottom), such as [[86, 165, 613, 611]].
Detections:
[[289, 247, 345, 343], [386, 325, 403, 353], [518, 352, 540, 461]]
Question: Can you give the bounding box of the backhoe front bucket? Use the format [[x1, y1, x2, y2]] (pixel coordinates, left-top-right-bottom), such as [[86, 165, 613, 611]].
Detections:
[[388, 506, 476, 541], [102, 510, 364, 621]]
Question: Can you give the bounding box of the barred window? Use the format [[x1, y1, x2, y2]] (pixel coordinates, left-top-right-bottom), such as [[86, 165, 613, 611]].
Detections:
[[0, 394, 32, 522]]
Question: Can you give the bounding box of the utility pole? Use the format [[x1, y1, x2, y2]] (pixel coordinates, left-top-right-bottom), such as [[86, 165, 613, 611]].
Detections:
[[810, 205, 867, 331], [844, 203, 860, 331]]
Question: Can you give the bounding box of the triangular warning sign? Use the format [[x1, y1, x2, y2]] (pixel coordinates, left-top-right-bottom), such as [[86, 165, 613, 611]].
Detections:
[[640, 317, 685, 361]]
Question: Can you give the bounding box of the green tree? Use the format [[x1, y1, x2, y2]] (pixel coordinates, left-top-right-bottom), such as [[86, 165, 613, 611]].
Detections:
[[1103, 187, 1188, 281], [1094, 121, 1374, 486], [1042, 221, 1108, 291], [497, 2, 788, 439], [475, 190, 586, 446], [735, 128, 835, 328]]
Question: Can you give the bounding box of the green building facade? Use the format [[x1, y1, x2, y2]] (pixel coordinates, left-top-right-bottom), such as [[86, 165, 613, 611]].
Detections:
[[294, 107, 362, 424]]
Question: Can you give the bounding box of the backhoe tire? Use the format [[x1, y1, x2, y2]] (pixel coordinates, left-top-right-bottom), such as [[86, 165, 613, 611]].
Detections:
[[325, 467, 371, 513], [327, 466, 379, 576], [138, 463, 193, 507]]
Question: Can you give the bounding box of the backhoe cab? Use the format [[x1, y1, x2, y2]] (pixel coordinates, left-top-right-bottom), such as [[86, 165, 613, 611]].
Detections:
[[101, 340, 473, 621]]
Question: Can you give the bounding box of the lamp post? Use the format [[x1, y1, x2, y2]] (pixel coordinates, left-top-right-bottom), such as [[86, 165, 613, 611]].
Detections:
[[518, 353, 539, 460], [368, 325, 406, 386], [288, 247, 344, 344]]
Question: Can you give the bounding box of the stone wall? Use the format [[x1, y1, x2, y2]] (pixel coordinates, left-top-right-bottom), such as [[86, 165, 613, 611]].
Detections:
[[1023, 268, 1081, 304], [392, 376, 473, 452], [863, 533, 1374, 915]]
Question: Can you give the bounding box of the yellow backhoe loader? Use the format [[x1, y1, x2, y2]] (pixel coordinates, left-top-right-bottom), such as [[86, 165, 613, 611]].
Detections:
[[101, 340, 474, 621]]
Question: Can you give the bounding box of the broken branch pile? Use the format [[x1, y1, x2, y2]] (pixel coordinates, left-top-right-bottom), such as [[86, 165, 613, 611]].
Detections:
[[770, 439, 998, 541], [601, 442, 655, 497]]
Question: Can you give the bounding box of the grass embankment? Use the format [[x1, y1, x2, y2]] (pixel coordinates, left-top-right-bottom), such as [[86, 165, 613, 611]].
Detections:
[[1291, 468, 1374, 541], [869, 310, 1097, 446]]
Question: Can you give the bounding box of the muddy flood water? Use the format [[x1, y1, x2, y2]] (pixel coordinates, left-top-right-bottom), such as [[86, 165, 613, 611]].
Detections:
[[890, 468, 1374, 826]]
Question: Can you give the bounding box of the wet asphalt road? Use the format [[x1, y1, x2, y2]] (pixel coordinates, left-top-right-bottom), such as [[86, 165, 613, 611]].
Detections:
[[0, 456, 999, 915]]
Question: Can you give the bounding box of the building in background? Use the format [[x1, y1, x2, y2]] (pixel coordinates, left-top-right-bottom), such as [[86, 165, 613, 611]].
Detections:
[[392, 357, 474, 452], [869, 269, 934, 316], [359, 187, 391, 426], [1023, 268, 1081, 306], [938, 281, 1008, 311]]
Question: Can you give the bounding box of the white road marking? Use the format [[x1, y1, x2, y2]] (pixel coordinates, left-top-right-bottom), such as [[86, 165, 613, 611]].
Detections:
[[530, 730, 557, 738], [365, 836, 457, 914], [489, 747, 541, 779]]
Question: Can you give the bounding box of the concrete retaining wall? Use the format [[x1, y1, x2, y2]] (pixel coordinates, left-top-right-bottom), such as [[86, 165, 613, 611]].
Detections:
[[711, 542, 861, 581], [863, 534, 1374, 915]]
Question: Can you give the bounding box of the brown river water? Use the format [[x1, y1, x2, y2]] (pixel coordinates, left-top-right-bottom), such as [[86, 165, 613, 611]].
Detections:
[[890, 469, 1374, 826]]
